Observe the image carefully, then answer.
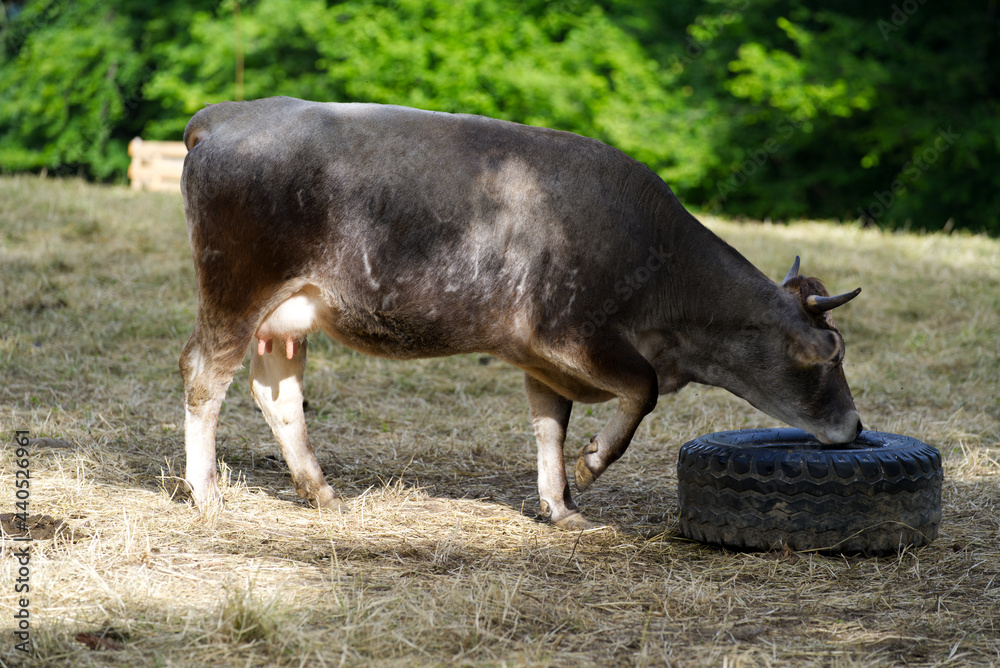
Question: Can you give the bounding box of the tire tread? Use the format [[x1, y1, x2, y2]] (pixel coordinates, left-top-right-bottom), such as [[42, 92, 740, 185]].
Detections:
[[677, 431, 942, 556]]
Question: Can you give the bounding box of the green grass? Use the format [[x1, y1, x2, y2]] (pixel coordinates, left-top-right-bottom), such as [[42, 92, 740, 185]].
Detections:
[[1, 175, 998, 666]]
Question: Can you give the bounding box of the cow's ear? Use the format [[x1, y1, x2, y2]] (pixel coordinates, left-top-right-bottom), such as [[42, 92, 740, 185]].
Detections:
[[787, 327, 840, 366]]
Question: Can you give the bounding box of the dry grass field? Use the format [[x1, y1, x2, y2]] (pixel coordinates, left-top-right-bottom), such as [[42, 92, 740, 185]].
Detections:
[[1, 174, 998, 666]]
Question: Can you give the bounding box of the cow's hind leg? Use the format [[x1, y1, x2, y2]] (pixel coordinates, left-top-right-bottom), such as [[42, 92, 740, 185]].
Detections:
[[524, 374, 596, 530], [180, 323, 248, 512], [249, 338, 345, 511], [571, 341, 659, 493]]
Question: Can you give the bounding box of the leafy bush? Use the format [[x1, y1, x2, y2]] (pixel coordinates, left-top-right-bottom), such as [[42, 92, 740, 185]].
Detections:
[[1, 0, 996, 234]]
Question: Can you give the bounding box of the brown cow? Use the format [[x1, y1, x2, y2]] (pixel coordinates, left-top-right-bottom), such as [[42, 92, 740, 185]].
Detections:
[[179, 97, 861, 529]]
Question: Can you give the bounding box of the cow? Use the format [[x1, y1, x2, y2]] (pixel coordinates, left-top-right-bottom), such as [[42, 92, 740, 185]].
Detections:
[[178, 96, 862, 530]]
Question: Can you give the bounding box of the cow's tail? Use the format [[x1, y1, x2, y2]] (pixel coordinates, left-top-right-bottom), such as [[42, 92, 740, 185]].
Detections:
[[184, 119, 209, 151], [183, 102, 230, 151]]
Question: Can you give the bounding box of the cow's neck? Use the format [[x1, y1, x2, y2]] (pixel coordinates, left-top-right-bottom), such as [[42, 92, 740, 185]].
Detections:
[[635, 211, 790, 394], [666, 212, 781, 328]]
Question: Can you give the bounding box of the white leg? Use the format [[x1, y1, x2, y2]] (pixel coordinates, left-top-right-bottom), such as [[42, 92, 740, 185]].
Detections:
[[180, 334, 238, 513], [184, 395, 225, 510], [250, 338, 345, 511], [524, 374, 596, 530]]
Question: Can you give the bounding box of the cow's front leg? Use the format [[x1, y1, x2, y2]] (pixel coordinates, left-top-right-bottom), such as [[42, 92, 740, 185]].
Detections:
[[250, 337, 346, 511], [524, 374, 596, 530], [573, 345, 659, 492]]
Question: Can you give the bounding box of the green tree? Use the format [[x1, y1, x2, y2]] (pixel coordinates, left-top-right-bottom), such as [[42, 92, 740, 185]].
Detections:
[[645, 0, 999, 234], [0, 0, 212, 177], [143, 0, 695, 183], [2, 0, 997, 234]]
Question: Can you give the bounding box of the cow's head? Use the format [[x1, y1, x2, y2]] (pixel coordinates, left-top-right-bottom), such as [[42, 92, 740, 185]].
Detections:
[[743, 256, 862, 443], [672, 256, 863, 444]]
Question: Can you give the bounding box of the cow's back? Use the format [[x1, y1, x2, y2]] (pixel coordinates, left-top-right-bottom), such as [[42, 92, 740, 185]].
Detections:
[[181, 97, 683, 359]]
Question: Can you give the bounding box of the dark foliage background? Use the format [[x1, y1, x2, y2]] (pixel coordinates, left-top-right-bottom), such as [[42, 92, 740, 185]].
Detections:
[[1, 0, 996, 234]]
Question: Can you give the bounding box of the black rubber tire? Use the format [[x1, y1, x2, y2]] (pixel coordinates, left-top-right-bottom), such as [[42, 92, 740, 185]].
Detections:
[[677, 428, 942, 556]]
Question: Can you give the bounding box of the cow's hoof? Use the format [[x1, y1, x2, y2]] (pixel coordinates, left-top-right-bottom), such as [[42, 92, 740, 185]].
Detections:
[[311, 486, 349, 513], [314, 495, 349, 513], [185, 479, 224, 513], [193, 489, 225, 519], [553, 512, 602, 531], [574, 456, 597, 492]]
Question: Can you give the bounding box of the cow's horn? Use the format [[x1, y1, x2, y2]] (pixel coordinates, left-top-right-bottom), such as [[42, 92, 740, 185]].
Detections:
[[781, 256, 801, 286], [806, 288, 862, 313]]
